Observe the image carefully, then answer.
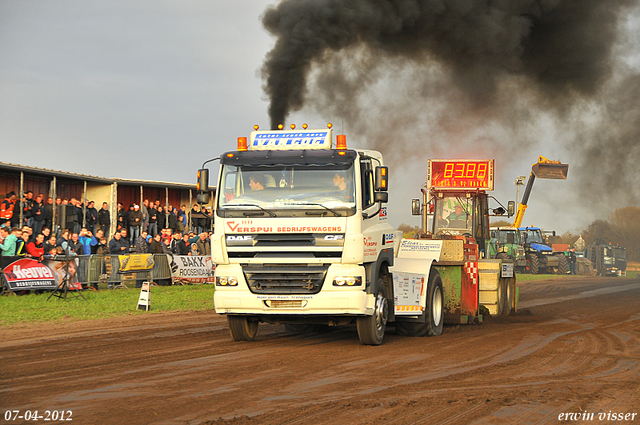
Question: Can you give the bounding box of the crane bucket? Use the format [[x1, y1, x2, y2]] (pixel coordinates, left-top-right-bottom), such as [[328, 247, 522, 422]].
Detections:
[[532, 162, 568, 179]]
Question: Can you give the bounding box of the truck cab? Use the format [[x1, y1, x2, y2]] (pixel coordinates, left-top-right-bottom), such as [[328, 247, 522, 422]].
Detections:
[[209, 127, 396, 345]]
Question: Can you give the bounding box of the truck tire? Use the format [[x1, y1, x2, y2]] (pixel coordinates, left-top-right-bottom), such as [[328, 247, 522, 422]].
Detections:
[[501, 277, 513, 316], [527, 255, 540, 274], [357, 278, 388, 345], [556, 255, 568, 275], [228, 315, 259, 341], [395, 269, 444, 337]]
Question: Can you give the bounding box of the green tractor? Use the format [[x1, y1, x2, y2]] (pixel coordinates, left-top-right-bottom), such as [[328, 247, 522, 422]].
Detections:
[[489, 227, 527, 273]]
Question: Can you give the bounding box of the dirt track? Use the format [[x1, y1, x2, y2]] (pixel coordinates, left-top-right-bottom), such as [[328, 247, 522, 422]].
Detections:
[[2, 276, 640, 425]]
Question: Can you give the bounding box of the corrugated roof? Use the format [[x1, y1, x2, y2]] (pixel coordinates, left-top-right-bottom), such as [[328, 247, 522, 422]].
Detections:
[[0, 161, 111, 183], [0, 161, 201, 189]]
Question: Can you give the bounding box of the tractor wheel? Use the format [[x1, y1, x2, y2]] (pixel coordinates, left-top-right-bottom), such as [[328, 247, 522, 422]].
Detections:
[[395, 269, 444, 337], [527, 255, 540, 274], [357, 278, 388, 345], [228, 315, 259, 341], [556, 255, 569, 275], [497, 252, 510, 261]]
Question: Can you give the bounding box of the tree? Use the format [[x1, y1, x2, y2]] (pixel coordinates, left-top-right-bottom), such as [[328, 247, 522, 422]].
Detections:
[[398, 223, 421, 238], [580, 207, 640, 262]]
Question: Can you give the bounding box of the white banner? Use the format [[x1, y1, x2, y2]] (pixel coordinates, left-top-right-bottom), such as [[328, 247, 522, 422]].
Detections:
[[167, 255, 215, 284]]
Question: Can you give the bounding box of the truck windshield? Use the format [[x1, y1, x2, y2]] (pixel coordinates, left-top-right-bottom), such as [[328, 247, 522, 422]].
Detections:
[[217, 163, 356, 213], [434, 195, 472, 234]]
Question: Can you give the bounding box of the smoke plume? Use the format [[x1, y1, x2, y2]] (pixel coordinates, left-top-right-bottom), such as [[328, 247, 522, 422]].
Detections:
[[262, 0, 633, 128], [260, 0, 640, 229]]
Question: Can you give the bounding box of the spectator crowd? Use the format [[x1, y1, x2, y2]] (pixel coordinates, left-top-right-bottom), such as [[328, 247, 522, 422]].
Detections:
[[1, 191, 214, 273]]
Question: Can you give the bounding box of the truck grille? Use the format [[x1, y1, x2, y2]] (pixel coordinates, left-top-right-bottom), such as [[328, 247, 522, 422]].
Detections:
[[244, 264, 328, 294]]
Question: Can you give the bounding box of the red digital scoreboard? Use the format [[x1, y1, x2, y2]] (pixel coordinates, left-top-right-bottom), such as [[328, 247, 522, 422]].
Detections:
[[427, 159, 494, 191]]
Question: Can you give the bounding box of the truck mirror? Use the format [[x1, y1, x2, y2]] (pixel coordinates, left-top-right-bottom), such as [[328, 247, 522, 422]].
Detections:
[[197, 169, 209, 192], [411, 199, 421, 215], [374, 166, 388, 191], [197, 192, 210, 205], [374, 192, 388, 203], [508, 201, 515, 216]]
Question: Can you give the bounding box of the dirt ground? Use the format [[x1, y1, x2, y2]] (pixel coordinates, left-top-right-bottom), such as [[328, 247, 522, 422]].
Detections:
[[2, 276, 640, 425]]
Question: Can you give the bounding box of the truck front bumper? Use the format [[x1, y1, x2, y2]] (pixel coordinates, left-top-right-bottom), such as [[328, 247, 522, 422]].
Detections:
[[213, 263, 375, 316]]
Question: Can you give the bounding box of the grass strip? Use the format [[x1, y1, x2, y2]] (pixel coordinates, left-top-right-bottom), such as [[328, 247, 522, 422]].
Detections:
[[0, 284, 215, 326]]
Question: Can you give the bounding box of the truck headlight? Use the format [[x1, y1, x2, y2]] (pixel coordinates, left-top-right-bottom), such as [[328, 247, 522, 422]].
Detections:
[[333, 276, 362, 286], [216, 276, 238, 286]]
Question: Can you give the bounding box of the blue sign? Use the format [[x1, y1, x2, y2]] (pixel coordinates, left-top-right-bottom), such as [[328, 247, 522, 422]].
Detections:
[[250, 130, 332, 150]]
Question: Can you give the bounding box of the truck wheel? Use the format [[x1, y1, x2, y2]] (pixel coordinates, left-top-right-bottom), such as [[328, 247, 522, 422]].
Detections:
[[426, 273, 444, 336], [228, 315, 259, 341], [357, 278, 388, 345], [501, 277, 513, 316], [528, 255, 540, 274], [395, 269, 444, 337], [556, 255, 568, 275]]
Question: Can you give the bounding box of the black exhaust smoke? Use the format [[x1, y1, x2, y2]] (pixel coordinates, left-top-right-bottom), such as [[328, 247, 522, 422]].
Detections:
[[261, 0, 634, 129]]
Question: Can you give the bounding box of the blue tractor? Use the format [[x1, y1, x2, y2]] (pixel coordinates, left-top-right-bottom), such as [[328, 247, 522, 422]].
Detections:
[[519, 226, 568, 274]]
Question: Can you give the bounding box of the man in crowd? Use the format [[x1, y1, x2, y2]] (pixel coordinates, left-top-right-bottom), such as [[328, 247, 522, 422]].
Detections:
[[170, 232, 182, 254], [91, 229, 105, 254], [26, 233, 45, 260], [178, 232, 192, 255], [65, 198, 79, 234], [32, 194, 45, 235], [56, 229, 70, 248], [15, 228, 28, 258], [190, 204, 202, 234], [22, 191, 34, 228], [147, 202, 158, 237], [1, 192, 17, 226], [141, 199, 149, 233], [0, 226, 18, 267], [54, 197, 64, 237], [65, 232, 84, 256], [116, 202, 127, 232], [85, 201, 98, 234], [108, 231, 129, 254], [98, 202, 110, 236], [135, 231, 149, 254], [44, 197, 54, 231], [195, 232, 211, 256], [43, 235, 57, 256], [128, 203, 142, 245], [177, 205, 187, 233], [79, 228, 97, 255]]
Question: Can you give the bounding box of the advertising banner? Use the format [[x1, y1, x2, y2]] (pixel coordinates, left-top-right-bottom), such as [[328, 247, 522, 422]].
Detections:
[[41, 258, 82, 290], [167, 255, 215, 284], [118, 254, 155, 273], [2, 258, 57, 291]]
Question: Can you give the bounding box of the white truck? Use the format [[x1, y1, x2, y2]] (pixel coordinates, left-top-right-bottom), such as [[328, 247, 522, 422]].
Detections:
[[200, 126, 514, 345]]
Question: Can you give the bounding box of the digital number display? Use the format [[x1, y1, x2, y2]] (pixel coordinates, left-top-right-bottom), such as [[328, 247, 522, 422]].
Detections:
[[428, 160, 494, 190]]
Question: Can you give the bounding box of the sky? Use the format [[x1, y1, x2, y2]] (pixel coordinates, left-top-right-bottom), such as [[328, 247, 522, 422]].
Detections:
[[1, 1, 639, 235]]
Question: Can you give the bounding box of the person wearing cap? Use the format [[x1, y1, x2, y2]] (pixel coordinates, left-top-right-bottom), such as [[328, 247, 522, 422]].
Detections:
[[128, 204, 143, 245], [446, 204, 468, 228]]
